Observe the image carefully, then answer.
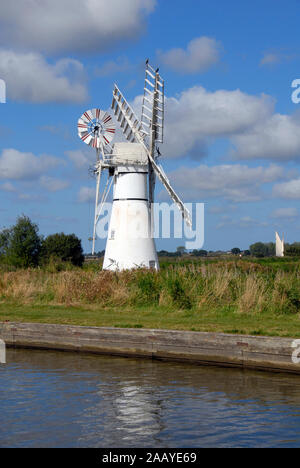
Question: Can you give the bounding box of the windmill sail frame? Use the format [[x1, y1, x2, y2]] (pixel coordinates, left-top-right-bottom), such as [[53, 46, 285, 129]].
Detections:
[[110, 66, 192, 229], [141, 62, 165, 147], [78, 60, 193, 265]]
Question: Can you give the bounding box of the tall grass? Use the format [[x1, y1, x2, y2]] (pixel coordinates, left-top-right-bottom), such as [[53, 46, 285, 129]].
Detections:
[[0, 260, 299, 315]]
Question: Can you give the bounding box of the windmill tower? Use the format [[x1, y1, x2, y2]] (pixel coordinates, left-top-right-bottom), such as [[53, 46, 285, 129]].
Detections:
[[275, 231, 284, 257], [78, 61, 192, 271]]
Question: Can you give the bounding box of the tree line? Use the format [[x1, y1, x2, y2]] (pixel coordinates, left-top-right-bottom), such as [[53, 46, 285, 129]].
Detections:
[[249, 242, 300, 257], [0, 216, 84, 268], [1, 216, 299, 268], [161, 243, 300, 258]]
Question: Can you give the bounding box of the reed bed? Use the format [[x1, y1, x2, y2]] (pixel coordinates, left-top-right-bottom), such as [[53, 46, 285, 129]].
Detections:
[[0, 261, 299, 315]]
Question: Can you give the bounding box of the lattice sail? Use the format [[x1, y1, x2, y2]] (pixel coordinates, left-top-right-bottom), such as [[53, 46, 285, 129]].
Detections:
[[111, 67, 191, 228], [111, 85, 147, 143], [111, 86, 192, 228], [148, 154, 192, 228], [141, 62, 165, 146]]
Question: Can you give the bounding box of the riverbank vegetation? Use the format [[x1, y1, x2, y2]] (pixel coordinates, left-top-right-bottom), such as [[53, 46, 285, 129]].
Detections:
[[0, 258, 300, 337], [1, 216, 300, 337]]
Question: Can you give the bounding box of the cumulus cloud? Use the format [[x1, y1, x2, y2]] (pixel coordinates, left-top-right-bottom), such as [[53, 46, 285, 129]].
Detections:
[[260, 51, 294, 67], [78, 186, 95, 203], [0, 148, 61, 180], [148, 86, 273, 158], [66, 149, 95, 169], [133, 83, 300, 163], [0, 0, 156, 54], [40, 176, 69, 192], [132, 82, 300, 163], [271, 207, 298, 218], [166, 164, 287, 202], [158, 37, 221, 74], [40, 125, 71, 140], [0, 50, 88, 103], [231, 113, 300, 161], [260, 53, 282, 66], [273, 178, 300, 199], [208, 204, 237, 214], [17, 193, 47, 202], [95, 57, 132, 77], [0, 182, 16, 192]]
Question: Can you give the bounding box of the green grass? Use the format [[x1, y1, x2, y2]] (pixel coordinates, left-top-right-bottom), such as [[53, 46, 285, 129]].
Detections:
[[1, 301, 300, 338]]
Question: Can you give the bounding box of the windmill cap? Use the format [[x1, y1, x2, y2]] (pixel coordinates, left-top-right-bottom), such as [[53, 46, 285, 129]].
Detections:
[[112, 142, 148, 165]]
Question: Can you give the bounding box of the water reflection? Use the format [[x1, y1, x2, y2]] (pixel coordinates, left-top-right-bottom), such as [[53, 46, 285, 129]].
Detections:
[[1, 348, 300, 447]]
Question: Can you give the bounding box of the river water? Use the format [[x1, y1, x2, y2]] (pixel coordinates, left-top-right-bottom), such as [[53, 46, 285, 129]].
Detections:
[[1, 348, 300, 447]]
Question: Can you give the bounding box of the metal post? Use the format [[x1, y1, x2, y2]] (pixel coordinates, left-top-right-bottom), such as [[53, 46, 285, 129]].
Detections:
[[92, 148, 101, 255]]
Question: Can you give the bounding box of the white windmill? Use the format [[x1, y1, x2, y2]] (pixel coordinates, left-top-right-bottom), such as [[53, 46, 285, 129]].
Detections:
[[275, 231, 284, 257], [78, 61, 192, 271]]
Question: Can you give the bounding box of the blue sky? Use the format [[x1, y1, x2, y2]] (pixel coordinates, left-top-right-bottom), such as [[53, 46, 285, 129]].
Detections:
[[0, 0, 300, 253]]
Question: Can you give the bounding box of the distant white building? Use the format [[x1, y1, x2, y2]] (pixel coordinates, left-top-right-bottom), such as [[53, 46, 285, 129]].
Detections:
[[275, 232, 284, 257]]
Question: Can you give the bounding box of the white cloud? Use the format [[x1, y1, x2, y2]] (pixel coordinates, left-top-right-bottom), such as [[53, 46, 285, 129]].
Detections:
[[271, 207, 298, 218], [95, 57, 132, 77], [0, 0, 156, 54], [231, 113, 300, 161], [0, 182, 16, 192], [66, 149, 95, 169], [166, 164, 287, 202], [208, 205, 224, 214], [132, 82, 300, 164], [159, 85, 300, 163], [78, 186, 95, 203], [0, 50, 88, 103], [260, 53, 281, 66], [133, 84, 300, 163], [154, 87, 273, 158], [0, 148, 60, 180], [133, 83, 300, 163], [208, 204, 237, 214], [17, 193, 46, 202], [40, 176, 69, 192], [260, 51, 294, 67], [273, 178, 300, 199], [158, 37, 221, 74], [40, 125, 71, 140]]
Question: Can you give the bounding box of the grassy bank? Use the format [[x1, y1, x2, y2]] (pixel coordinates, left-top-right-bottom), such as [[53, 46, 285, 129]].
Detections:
[[0, 258, 300, 337]]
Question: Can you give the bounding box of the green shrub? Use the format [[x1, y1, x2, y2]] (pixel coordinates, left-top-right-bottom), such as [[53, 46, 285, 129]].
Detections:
[[168, 277, 192, 309], [41, 233, 84, 267], [136, 272, 161, 305]]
